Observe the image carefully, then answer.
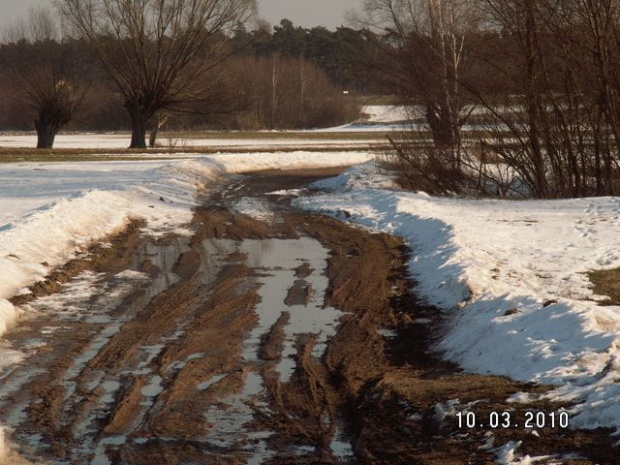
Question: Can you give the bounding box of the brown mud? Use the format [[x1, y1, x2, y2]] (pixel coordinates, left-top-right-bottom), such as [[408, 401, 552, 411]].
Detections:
[[0, 168, 617, 464]]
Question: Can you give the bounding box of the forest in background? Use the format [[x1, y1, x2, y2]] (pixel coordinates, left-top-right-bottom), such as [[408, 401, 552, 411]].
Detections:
[[0, 19, 386, 133]]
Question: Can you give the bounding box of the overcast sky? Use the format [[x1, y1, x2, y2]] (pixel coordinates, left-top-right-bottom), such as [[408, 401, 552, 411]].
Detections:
[[0, 0, 360, 30]]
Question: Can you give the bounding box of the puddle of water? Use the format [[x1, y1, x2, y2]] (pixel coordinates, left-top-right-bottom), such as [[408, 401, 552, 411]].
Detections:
[[141, 375, 164, 399], [238, 237, 345, 382], [166, 352, 205, 375], [65, 323, 123, 398], [0, 367, 46, 426], [21, 250, 184, 402], [132, 239, 190, 299], [85, 315, 113, 324], [204, 371, 262, 445], [200, 238, 237, 284], [2, 231, 350, 463], [197, 374, 227, 391], [293, 444, 316, 455], [91, 435, 128, 465], [204, 370, 272, 462], [132, 344, 165, 375], [100, 380, 120, 404], [377, 328, 398, 339], [71, 332, 117, 383], [245, 437, 276, 465], [200, 237, 346, 464], [66, 238, 233, 460], [330, 422, 355, 461], [0, 236, 197, 461], [232, 197, 276, 222]]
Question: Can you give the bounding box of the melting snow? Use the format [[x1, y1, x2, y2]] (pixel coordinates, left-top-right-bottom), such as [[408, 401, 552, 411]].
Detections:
[[296, 161, 620, 432]]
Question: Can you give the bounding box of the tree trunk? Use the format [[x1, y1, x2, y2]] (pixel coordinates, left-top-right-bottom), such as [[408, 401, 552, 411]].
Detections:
[[149, 114, 170, 148], [126, 103, 149, 149], [426, 103, 458, 149], [130, 119, 147, 149], [149, 126, 159, 148], [34, 118, 58, 149], [524, 0, 548, 198]]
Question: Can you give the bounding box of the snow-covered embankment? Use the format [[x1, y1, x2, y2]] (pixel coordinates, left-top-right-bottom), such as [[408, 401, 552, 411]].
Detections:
[[296, 161, 620, 433]]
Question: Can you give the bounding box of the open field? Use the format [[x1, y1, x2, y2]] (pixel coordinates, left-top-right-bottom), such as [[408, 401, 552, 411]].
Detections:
[[0, 130, 395, 163]]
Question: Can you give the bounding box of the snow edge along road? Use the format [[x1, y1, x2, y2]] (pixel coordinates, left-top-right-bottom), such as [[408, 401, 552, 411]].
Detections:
[[295, 162, 620, 434]]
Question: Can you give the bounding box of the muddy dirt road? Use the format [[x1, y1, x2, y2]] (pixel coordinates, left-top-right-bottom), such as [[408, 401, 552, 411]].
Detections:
[[0, 169, 618, 464]]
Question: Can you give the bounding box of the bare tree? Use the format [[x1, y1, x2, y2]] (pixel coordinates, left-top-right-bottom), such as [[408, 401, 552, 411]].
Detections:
[[362, 0, 475, 154], [477, 0, 620, 198], [478, 0, 551, 196], [58, 0, 256, 148], [570, 0, 620, 195], [1, 8, 86, 148]]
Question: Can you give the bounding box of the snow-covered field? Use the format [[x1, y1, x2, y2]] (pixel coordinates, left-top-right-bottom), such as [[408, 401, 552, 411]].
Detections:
[[0, 105, 410, 150], [297, 163, 620, 436], [360, 105, 411, 123], [0, 107, 405, 150], [0, 133, 382, 149]]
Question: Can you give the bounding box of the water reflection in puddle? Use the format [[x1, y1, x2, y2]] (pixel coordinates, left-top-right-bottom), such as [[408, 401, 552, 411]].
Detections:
[[203, 237, 347, 463], [2, 232, 351, 463], [0, 236, 194, 462], [238, 237, 345, 382]]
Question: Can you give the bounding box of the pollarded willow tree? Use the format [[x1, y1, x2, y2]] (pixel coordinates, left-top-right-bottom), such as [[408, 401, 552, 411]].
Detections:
[[59, 0, 256, 148], [1, 8, 87, 148]]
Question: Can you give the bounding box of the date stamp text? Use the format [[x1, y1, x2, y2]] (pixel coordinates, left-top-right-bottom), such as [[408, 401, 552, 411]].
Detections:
[[455, 410, 569, 430]]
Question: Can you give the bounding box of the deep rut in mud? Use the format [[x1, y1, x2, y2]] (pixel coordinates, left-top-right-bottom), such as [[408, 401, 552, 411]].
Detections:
[[0, 169, 618, 464]]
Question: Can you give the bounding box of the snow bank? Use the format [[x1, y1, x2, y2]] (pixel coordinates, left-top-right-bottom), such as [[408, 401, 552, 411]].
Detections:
[[492, 440, 580, 464], [211, 151, 374, 173], [296, 162, 620, 432], [0, 159, 221, 300], [0, 151, 372, 341], [311, 160, 397, 191], [0, 301, 21, 339]]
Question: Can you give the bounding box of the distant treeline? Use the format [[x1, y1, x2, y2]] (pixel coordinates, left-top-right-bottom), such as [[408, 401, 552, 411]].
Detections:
[[0, 19, 389, 132]]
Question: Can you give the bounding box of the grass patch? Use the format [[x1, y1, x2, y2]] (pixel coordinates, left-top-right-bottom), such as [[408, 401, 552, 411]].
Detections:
[[0, 148, 181, 163], [588, 268, 620, 305], [159, 129, 391, 141], [0, 143, 395, 164]]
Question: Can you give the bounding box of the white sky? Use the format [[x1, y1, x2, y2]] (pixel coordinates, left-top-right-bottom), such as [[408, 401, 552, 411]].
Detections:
[[0, 0, 360, 30], [258, 0, 358, 29]]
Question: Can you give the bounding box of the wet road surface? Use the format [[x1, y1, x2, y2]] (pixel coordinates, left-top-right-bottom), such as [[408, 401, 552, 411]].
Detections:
[[0, 169, 617, 464]]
